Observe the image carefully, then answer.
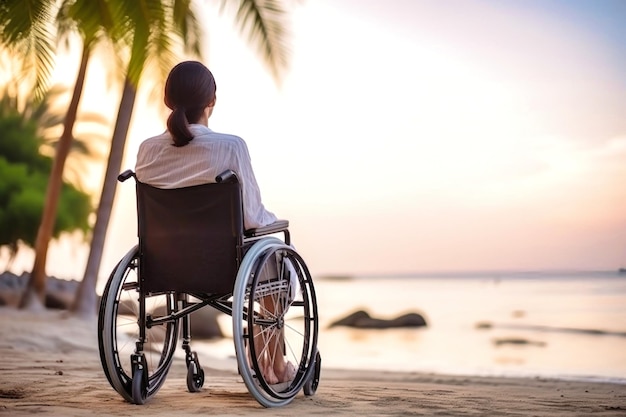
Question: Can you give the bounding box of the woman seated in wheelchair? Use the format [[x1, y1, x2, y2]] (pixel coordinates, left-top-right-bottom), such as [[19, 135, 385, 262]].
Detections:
[[135, 61, 296, 385]]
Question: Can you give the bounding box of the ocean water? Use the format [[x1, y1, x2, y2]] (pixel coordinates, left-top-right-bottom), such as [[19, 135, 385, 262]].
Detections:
[[199, 270, 626, 383]]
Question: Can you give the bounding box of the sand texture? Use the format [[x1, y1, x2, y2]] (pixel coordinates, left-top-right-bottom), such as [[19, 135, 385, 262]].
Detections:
[[0, 307, 624, 416]]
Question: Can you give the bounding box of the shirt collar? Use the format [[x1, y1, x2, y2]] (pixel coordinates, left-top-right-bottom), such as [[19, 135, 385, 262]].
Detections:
[[188, 124, 212, 136]]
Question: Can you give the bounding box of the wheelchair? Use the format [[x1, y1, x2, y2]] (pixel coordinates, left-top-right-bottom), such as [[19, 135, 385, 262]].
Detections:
[[97, 169, 321, 408]]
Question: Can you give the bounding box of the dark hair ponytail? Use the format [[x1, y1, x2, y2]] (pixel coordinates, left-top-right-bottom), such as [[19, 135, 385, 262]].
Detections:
[[164, 61, 217, 147], [167, 107, 193, 146]]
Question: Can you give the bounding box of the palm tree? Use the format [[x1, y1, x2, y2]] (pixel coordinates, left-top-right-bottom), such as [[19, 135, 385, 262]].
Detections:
[[71, 0, 204, 316], [8, 0, 119, 309], [71, 0, 294, 316]]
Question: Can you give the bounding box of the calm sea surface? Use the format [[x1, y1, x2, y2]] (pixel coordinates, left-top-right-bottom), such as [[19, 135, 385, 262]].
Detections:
[[198, 271, 626, 383]]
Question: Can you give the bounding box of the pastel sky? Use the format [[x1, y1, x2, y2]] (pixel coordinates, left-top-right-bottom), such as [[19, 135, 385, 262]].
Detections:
[[7, 0, 625, 280], [168, 0, 625, 276]]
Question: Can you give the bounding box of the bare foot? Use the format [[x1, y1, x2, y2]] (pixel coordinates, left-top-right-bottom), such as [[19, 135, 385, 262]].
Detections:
[[274, 361, 297, 383], [261, 362, 280, 384]]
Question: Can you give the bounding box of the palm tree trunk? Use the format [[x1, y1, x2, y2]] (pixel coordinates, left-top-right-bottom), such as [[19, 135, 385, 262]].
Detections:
[[71, 77, 137, 316], [19, 45, 91, 310]]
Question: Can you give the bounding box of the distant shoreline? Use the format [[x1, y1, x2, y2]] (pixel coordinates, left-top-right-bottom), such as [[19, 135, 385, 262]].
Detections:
[[319, 269, 626, 280]]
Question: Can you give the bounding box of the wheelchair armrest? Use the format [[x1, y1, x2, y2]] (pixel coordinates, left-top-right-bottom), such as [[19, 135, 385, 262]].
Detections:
[[245, 219, 289, 238]]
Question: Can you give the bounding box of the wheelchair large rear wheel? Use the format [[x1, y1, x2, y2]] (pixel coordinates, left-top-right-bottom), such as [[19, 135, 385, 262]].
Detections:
[[232, 238, 319, 407], [98, 246, 179, 403]]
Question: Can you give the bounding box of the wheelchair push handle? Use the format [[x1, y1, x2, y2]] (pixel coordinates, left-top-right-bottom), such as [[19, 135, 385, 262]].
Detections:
[[216, 170, 239, 183], [118, 170, 136, 182]]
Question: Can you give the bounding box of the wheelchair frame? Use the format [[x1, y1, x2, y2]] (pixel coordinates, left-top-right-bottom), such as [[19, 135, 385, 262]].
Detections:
[[97, 169, 321, 408]]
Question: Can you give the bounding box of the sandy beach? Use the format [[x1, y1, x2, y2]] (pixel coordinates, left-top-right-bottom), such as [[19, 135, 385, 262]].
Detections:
[[0, 307, 624, 416]]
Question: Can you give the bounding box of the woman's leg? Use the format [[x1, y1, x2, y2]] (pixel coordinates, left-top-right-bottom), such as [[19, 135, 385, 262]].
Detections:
[[252, 253, 296, 383]]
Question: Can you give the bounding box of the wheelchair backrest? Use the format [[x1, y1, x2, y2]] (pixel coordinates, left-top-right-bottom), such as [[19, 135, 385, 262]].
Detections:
[[136, 179, 244, 294]]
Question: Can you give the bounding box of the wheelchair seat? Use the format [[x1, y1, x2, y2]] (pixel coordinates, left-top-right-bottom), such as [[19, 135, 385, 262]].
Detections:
[[97, 170, 320, 408]]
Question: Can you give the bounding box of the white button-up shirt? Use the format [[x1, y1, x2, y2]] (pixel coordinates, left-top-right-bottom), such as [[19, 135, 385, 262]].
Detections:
[[135, 124, 277, 230]]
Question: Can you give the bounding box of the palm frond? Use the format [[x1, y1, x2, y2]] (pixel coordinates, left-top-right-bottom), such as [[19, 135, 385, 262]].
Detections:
[[150, 21, 178, 84], [117, 0, 205, 88], [118, 0, 167, 87], [221, 0, 291, 81], [172, 0, 202, 57], [0, 0, 57, 101]]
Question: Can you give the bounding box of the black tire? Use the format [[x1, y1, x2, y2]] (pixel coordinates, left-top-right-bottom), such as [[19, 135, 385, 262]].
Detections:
[[233, 238, 319, 407], [98, 246, 179, 403]]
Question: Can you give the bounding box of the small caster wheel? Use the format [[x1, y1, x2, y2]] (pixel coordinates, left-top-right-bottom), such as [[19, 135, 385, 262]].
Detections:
[[187, 361, 205, 392]]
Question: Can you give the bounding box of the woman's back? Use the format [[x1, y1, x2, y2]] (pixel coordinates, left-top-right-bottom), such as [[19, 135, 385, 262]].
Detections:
[[136, 124, 243, 189]]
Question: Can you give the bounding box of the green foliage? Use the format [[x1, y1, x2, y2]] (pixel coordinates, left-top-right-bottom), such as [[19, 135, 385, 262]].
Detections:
[[0, 105, 92, 256], [0, 113, 51, 173], [0, 83, 108, 190]]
